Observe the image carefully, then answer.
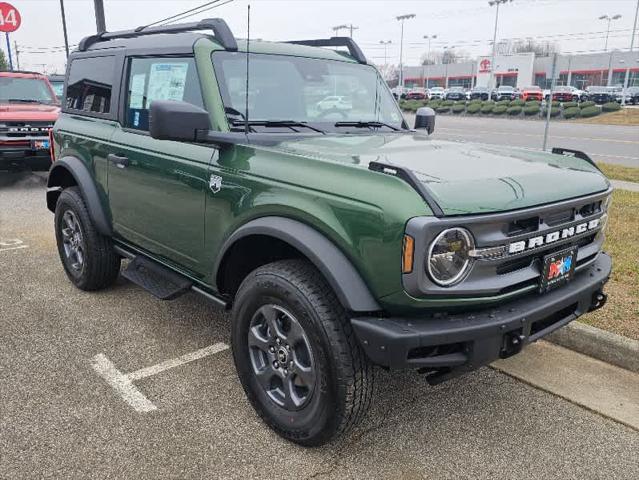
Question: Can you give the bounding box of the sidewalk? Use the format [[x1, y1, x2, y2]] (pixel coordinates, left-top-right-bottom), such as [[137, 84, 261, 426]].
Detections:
[[611, 179, 639, 192]]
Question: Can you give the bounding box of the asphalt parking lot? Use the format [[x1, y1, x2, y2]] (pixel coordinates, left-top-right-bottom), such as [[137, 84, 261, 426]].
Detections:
[[1, 171, 638, 479], [406, 114, 639, 168]]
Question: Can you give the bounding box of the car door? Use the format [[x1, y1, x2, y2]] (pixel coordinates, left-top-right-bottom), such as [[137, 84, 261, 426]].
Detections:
[[108, 56, 215, 276]]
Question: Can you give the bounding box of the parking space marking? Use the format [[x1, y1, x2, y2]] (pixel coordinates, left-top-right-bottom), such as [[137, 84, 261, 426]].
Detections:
[[91, 343, 229, 413], [0, 239, 29, 253]]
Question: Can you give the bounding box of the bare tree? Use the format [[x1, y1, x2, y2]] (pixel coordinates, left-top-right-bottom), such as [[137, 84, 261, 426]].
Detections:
[[377, 63, 399, 84], [497, 38, 559, 57], [0, 50, 7, 71], [421, 49, 470, 65]]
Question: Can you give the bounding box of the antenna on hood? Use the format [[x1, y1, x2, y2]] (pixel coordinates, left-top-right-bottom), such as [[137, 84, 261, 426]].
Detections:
[[244, 4, 251, 135]]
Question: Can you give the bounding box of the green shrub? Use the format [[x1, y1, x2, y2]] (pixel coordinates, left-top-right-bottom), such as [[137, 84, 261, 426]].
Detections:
[[562, 101, 578, 109], [510, 99, 525, 107], [428, 100, 441, 109], [543, 107, 561, 117], [579, 101, 596, 108], [526, 100, 540, 108], [481, 104, 494, 114], [523, 104, 540, 116], [496, 100, 510, 107], [452, 104, 466, 113], [441, 100, 454, 107], [467, 103, 481, 114], [482, 100, 495, 107], [580, 105, 601, 117], [602, 102, 621, 112], [469, 99, 482, 105], [436, 106, 451, 113], [493, 105, 508, 114], [507, 106, 522, 116], [563, 107, 581, 119]]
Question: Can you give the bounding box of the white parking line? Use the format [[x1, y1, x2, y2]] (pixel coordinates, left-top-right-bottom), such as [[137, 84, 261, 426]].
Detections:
[[0, 239, 29, 253], [91, 342, 229, 413]]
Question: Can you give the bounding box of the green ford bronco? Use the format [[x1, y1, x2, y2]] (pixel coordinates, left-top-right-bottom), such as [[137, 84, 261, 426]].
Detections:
[[47, 19, 611, 446]]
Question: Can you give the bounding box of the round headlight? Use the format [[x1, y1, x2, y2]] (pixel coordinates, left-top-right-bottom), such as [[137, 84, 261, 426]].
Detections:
[[427, 228, 474, 286]]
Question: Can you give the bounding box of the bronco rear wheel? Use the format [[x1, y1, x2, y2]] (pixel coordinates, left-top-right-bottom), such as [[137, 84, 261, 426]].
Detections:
[[231, 259, 374, 446]]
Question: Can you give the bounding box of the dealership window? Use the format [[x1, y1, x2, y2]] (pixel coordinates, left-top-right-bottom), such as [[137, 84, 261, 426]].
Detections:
[[425, 79, 443, 88], [66, 56, 115, 114], [448, 77, 473, 89], [124, 57, 203, 131]]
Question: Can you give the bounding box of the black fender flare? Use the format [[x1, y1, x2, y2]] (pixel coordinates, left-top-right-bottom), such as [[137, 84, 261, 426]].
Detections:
[[47, 156, 112, 236], [215, 217, 381, 312]]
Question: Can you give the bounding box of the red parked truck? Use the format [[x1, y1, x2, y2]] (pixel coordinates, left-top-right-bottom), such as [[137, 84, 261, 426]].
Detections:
[[521, 86, 543, 102], [0, 71, 60, 171]]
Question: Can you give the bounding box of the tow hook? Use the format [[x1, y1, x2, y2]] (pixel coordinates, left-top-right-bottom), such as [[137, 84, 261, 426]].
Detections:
[[500, 330, 525, 359], [589, 291, 608, 312]]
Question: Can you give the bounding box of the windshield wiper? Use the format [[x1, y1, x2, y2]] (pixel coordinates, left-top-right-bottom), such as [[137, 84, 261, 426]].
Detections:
[[230, 119, 325, 134], [7, 98, 42, 103], [334, 121, 400, 131]]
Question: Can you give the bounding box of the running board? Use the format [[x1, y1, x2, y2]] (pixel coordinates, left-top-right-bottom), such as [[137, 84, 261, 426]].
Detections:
[[121, 256, 193, 300]]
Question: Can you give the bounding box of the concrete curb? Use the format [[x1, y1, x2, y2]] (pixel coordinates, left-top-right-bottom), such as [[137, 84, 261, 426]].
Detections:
[[546, 321, 639, 373]]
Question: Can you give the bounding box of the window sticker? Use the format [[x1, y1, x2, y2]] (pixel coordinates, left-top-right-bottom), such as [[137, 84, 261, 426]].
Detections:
[[147, 63, 189, 103], [129, 73, 146, 109]]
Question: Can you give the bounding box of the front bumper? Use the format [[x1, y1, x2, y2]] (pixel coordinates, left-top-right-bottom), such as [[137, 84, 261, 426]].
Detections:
[[351, 252, 611, 382], [0, 140, 51, 171]]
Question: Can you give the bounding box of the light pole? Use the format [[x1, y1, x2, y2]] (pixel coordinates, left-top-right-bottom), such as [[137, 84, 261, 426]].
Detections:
[[599, 14, 622, 51], [332, 24, 359, 38], [443, 46, 455, 89], [488, 0, 513, 93], [379, 40, 392, 66], [396, 14, 416, 90], [621, 1, 638, 105], [423, 34, 437, 89]]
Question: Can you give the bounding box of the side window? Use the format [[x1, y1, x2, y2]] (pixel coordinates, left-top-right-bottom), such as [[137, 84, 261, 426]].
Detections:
[[66, 56, 115, 114], [125, 57, 203, 131]]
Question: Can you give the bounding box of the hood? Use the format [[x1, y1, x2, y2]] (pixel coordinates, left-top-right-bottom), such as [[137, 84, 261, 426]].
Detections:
[[271, 133, 610, 215], [0, 103, 60, 122]]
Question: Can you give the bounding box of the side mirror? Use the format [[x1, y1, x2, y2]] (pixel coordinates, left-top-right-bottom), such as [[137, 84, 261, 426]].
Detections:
[[414, 107, 435, 134], [149, 100, 210, 142]]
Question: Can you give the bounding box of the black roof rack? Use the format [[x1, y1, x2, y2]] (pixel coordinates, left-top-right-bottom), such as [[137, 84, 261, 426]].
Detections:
[[287, 37, 367, 64], [77, 18, 238, 52]]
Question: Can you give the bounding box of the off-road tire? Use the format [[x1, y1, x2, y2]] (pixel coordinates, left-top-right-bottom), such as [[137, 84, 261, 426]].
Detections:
[[231, 259, 374, 446], [54, 187, 121, 290]]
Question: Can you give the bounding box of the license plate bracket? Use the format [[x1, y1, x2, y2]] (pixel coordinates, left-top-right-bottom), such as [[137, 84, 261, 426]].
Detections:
[[540, 247, 577, 293]]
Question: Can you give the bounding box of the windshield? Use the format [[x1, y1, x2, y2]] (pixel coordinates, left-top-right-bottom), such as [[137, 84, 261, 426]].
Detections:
[[498, 86, 513, 91], [0, 77, 56, 104], [212, 51, 403, 131], [49, 81, 64, 99]]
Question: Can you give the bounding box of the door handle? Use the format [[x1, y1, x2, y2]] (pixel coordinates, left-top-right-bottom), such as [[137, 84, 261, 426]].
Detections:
[[107, 154, 130, 168]]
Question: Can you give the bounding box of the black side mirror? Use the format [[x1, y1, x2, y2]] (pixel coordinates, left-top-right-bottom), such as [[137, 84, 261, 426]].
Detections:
[[149, 100, 210, 142], [414, 107, 435, 135]]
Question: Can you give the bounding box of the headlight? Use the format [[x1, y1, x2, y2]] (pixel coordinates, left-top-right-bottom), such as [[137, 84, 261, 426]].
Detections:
[[427, 228, 474, 286]]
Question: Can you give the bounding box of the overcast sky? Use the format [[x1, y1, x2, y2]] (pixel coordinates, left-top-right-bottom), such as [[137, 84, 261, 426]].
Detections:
[[4, 0, 639, 74]]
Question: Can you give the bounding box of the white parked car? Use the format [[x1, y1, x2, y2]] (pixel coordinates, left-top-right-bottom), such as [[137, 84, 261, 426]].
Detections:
[[316, 96, 353, 111], [428, 87, 446, 99]]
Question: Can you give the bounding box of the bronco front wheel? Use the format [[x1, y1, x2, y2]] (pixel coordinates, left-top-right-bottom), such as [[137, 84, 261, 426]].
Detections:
[[231, 259, 374, 446]]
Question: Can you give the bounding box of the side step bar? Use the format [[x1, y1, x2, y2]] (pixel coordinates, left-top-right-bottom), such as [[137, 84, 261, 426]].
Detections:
[[114, 245, 228, 307], [122, 256, 193, 300]]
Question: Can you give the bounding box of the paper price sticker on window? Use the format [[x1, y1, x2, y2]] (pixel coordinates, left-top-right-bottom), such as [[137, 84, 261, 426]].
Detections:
[[147, 63, 189, 103]]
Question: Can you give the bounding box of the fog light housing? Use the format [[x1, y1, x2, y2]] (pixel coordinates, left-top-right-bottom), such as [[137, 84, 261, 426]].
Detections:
[[427, 227, 474, 286]]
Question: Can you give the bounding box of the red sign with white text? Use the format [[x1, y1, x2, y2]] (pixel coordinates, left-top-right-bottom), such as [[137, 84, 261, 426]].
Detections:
[[0, 2, 21, 33]]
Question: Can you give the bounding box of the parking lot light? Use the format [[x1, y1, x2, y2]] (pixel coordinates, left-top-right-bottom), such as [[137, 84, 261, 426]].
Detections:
[[396, 14, 416, 89], [598, 14, 622, 52], [423, 34, 437, 89], [488, 0, 514, 92], [379, 40, 392, 66]]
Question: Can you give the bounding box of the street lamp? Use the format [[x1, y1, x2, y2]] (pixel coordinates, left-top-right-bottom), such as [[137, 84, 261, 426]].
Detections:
[[379, 40, 392, 66], [332, 24, 359, 38], [423, 34, 437, 89], [598, 14, 622, 51], [443, 45, 456, 89], [487, 0, 513, 92], [396, 13, 416, 89], [621, 0, 638, 105]]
